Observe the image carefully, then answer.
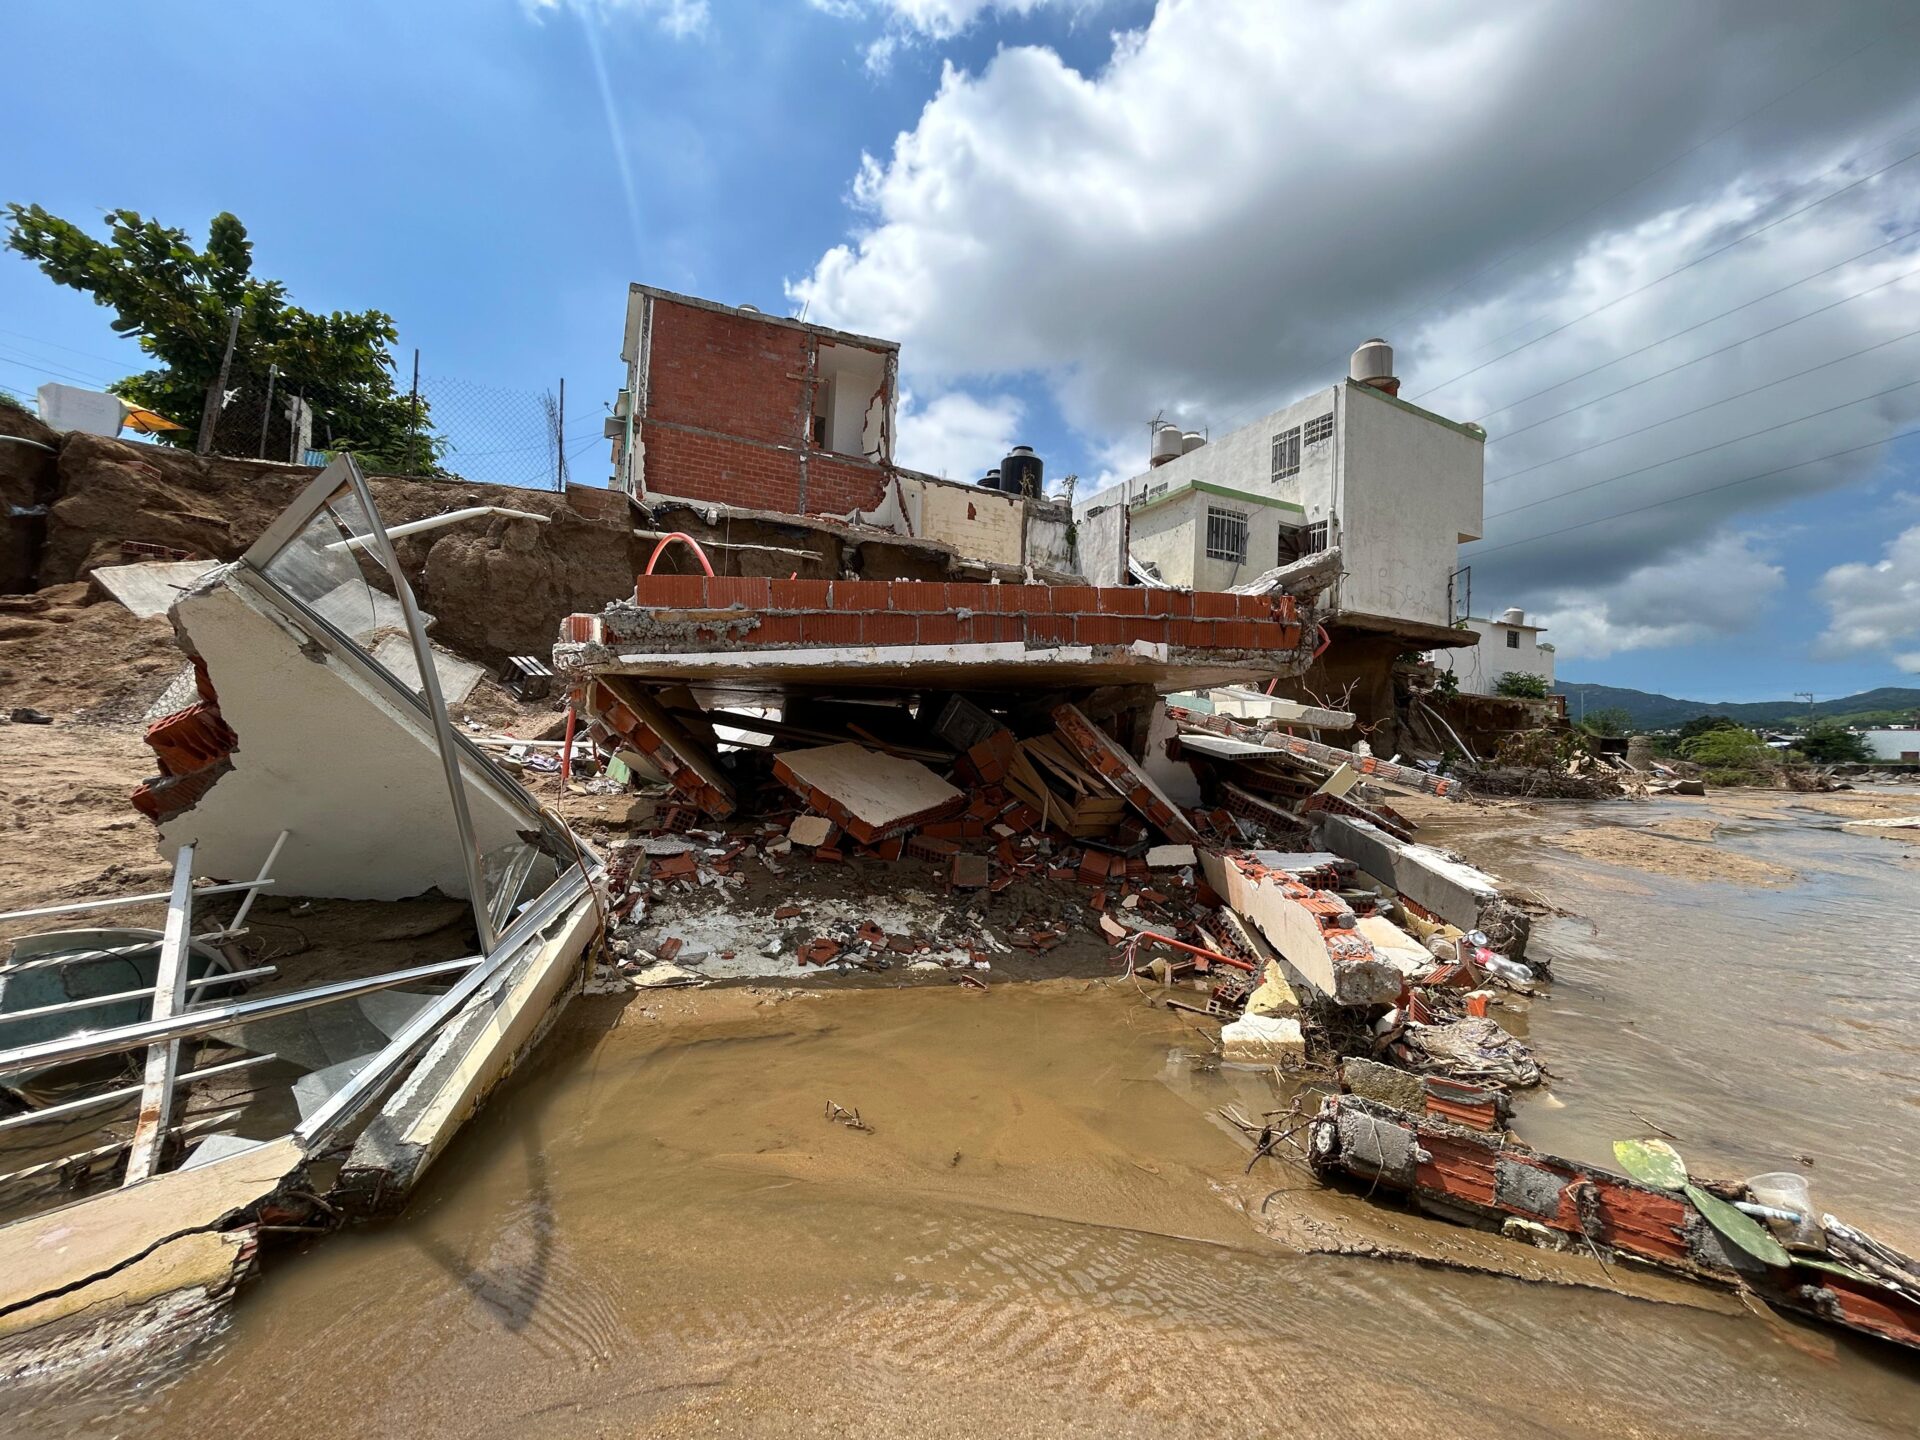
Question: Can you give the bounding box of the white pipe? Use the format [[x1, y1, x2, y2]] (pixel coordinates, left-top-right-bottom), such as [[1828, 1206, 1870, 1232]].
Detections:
[[0, 879, 273, 925], [226, 830, 288, 934], [325, 506, 550, 551]]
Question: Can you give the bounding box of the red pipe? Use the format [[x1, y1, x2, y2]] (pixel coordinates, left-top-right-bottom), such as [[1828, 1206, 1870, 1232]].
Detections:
[[1312, 623, 1332, 660], [1135, 931, 1256, 973], [644, 531, 715, 576]]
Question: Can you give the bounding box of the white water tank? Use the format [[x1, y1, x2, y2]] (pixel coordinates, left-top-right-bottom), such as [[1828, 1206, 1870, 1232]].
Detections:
[[1150, 423, 1185, 468], [1181, 430, 1206, 454], [1350, 338, 1397, 393], [1499, 606, 1525, 625]]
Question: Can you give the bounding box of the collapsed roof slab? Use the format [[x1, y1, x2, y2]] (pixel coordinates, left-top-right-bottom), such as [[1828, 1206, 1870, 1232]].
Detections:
[[554, 578, 1315, 704]]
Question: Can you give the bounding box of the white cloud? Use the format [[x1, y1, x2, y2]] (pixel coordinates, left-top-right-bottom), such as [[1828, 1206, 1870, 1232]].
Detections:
[[895, 387, 1024, 479], [1814, 523, 1920, 664], [1529, 532, 1785, 660], [789, 0, 1920, 655], [521, 0, 707, 37]]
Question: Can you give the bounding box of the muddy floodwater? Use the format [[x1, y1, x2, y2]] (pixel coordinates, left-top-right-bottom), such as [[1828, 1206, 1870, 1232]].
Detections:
[[13, 793, 1920, 1437]]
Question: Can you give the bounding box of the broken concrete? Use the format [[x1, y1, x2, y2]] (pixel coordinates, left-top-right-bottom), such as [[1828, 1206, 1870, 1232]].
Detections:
[[1312, 812, 1531, 956]]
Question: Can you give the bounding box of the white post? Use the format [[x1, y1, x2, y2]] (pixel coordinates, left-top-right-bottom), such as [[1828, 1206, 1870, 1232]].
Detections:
[[123, 846, 197, 1186]]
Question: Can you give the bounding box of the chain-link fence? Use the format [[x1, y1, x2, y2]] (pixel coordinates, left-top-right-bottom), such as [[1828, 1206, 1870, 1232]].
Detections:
[[197, 355, 609, 491]]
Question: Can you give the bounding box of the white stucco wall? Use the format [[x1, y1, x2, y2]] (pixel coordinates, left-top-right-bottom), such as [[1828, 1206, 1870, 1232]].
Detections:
[[1076, 380, 1482, 633], [1128, 497, 1195, 584], [1433, 617, 1554, 696], [1336, 384, 1484, 628], [161, 577, 534, 898]]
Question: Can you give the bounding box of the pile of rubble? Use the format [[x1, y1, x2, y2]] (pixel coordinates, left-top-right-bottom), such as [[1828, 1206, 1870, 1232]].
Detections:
[[550, 567, 1547, 1106]]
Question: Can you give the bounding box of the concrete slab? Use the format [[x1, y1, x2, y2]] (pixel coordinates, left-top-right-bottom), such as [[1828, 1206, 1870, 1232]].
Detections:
[[91, 560, 217, 618], [1313, 814, 1530, 956], [773, 743, 965, 844], [1220, 1013, 1305, 1066], [371, 635, 486, 706]]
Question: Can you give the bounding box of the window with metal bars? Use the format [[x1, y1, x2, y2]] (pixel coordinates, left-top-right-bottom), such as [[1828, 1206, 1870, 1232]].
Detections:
[[1271, 426, 1301, 481], [1205, 506, 1249, 563], [1303, 412, 1333, 447], [1304, 519, 1329, 553]]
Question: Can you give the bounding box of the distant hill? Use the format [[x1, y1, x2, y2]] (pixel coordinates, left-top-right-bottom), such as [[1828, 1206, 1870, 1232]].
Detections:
[[1554, 683, 1920, 731]]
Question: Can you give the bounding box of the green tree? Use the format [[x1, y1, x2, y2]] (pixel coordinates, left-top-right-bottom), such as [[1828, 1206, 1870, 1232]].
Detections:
[[1494, 670, 1550, 699], [1794, 721, 1872, 765], [1578, 705, 1634, 738], [3, 205, 442, 473], [1680, 725, 1775, 785], [1677, 713, 1740, 741]]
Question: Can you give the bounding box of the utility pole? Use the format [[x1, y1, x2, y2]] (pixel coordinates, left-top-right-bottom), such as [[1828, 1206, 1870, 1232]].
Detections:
[[196, 306, 242, 456], [256, 363, 278, 459], [407, 348, 421, 476], [1796, 691, 1816, 732], [557, 376, 568, 490]]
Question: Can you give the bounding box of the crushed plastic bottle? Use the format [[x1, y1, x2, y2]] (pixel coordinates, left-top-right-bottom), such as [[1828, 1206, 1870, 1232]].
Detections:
[[1480, 955, 1534, 987]]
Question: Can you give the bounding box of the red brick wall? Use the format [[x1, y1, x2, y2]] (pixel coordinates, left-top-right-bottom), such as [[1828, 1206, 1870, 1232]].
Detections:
[[639, 421, 889, 516], [645, 297, 808, 446], [639, 295, 894, 517]]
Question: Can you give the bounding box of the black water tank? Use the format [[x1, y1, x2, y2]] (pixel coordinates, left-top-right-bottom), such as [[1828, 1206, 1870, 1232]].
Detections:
[[978, 467, 1003, 490], [1002, 445, 1044, 497]]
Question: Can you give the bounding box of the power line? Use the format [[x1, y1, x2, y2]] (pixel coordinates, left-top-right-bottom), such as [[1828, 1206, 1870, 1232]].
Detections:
[[1465, 424, 1920, 560], [1486, 323, 1920, 486], [1481, 374, 1920, 523], [0, 350, 114, 390], [1379, 39, 1878, 339], [0, 326, 131, 369], [1479, 229, 1920, 433], [1410, 133, 1920, 402]]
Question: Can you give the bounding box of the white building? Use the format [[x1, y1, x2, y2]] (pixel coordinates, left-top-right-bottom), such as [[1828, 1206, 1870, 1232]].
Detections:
[[1433, 608, 1555, 696], [1859, 728, 1920, 762], [1074, 340, 1486, 646]]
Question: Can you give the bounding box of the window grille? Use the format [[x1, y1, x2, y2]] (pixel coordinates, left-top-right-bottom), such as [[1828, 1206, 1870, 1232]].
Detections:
[[1304, 519, 1330, 553], [1506, 629, 1521, 649], [1205, 506, 1249, 563], [1303, 412, 1333, 447], [1271, 426, 1301, 481]]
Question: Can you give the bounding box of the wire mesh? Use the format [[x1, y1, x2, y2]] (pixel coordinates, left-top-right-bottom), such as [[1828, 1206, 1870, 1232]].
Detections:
[[198, 363, 609, 491]]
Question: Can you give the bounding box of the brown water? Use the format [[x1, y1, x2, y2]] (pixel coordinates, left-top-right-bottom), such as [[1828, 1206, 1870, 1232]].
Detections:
[[1425, 791, 1920, 1245], [12, 941, 1920, 1437]]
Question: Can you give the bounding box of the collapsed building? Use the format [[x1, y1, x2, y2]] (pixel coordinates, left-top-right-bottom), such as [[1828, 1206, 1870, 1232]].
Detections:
[[1, 286, 1912, 1366]]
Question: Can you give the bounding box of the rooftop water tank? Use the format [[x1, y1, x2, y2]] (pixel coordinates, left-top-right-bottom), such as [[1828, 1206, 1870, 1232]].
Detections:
[[1150, 423, 1185, 468], [1498, 606, 1525, 625], [1350, 338, 1398, 395], [979, 467, 1003, 490], [1181, 430, 1206, 454], [1002, 445, 1044, 497]]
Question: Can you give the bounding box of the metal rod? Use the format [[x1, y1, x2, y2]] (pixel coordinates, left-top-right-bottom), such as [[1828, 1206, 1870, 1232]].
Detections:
[[0, 879, 274, 926], [0, 1053, 278, 1134], [257, 362, 278, 458], [0, 1110, 245, 1191], [123, 846, 197, 1186], [338, 456, 499, 952], [226, 830, 288, 935], [0, 955, 481, 1075], [0, 965, 277, 1028], [321, 507, 550, 552]]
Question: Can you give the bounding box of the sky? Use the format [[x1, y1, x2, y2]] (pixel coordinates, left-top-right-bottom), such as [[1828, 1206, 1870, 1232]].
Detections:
[[5, 0, 1920, 704]]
